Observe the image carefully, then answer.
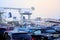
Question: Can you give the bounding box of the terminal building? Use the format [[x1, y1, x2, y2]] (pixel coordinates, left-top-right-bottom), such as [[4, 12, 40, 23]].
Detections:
[[0, 7, 32, 25]]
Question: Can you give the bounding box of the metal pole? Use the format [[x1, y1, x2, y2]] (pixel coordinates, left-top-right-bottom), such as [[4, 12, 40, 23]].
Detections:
[[21, 14, 23, 27], [28, 15, 30, 21], [0, 12, 3, 23], [18, 10, 23, 27]]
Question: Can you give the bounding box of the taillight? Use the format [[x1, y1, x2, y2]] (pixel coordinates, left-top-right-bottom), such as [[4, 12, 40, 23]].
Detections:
[[32, 38, 35, 40]]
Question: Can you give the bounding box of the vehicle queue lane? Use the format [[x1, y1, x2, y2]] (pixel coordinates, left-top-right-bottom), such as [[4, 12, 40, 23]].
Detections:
[[30, 33, 60, 40], [28, 27, 60, 40]]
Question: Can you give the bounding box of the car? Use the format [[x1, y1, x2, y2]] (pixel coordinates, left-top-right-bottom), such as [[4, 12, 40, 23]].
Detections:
[[28, 27, 41, 34], [4, 30, 32, 40], [54, 38, 60, 40], [41, 27, 60, 40], [28, 27, 60, 40], [28, 27, 42, 40], [51, 26, 60, 33], [42, 27, 57, 33]]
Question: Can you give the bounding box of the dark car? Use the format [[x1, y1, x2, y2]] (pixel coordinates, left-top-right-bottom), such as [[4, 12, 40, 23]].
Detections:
[[28, 27, 42, 40], [51, 26, 60, 33], [0, 28, 7, 40], [28, 27, 60, 40], [40, 27, 60, 40], [4, 30, 32, 40], [12, 33, 31, 40]]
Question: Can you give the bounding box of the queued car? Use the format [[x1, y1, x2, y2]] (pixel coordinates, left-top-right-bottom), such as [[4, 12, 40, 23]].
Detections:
[[28, 27, 42, 40], [4, 27, 32, 40], [51, 26, 60, 33], [46, 20, 60, 33], [28, 27, 60, 40], [4, 31, 32, 40]]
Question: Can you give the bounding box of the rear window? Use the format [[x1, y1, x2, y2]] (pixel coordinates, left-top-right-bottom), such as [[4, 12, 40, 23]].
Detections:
[[12, 33, 31, 40]]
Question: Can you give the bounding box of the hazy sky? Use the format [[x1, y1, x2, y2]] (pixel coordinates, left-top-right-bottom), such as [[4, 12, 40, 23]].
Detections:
[[0, 0, 60, 19]]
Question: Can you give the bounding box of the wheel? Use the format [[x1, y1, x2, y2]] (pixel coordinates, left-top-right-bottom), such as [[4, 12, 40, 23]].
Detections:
[[3, 33, 11, 40], [5, 36, 10, 40]]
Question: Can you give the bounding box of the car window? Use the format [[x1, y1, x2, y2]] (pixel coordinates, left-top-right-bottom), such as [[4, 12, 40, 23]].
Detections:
[[34, 30, 41, 35], [46, 29, 56, 33], [29, 29, 41, 34]]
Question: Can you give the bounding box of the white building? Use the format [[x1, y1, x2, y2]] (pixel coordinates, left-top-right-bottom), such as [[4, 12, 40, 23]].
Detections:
[[0, 7, 32, 23]]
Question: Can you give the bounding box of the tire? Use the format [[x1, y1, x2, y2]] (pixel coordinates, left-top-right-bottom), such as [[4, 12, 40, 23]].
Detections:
[[3, 33, 11, 40], [5, 36, 10, 40]]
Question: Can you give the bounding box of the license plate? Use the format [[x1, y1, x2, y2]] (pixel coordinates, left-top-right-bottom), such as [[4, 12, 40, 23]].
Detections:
[[53, 34, 59, 37]]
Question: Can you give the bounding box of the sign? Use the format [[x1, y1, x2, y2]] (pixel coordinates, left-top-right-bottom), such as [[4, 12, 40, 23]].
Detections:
[[20, 9, 32, 15]]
